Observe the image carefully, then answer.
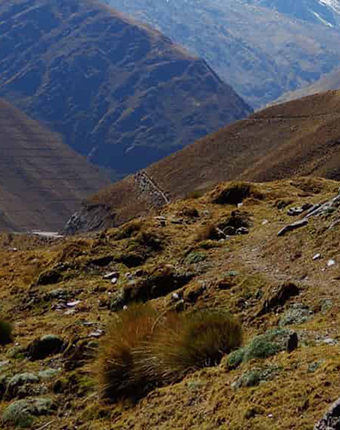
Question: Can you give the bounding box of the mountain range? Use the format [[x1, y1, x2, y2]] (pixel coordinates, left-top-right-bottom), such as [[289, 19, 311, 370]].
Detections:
[[0, 97, 108, 231], [105, 0, 340, 107], [0, 0, 251, 177]]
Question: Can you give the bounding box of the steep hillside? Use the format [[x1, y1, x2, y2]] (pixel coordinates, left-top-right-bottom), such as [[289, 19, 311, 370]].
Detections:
[[0, 0, 251, 177], [2, 177, 340, 429], [0, 98, 108, 231], [274, 67, 340, 104], [66, 89, 340, 233], [105, 0, 340, 107], [246, 0, 340, 27]]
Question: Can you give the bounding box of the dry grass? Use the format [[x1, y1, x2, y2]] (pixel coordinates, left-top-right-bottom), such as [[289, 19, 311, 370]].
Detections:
[[98, 305, 242, 401], [195, 223, 220, 242], [97, 304, 158, 401]]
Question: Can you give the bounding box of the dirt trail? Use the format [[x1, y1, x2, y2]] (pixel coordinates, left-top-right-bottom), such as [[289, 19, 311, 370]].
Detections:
[[134, 170, 170, 207]]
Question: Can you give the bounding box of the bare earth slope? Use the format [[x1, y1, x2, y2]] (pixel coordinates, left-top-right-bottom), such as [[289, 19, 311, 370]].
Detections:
[[0, 98, 108, 231], [66, 89, 340, 232], [0, 0, 251, 177]]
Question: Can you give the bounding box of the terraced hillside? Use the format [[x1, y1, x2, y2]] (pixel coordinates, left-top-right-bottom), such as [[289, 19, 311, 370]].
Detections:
[[65, 89, 340, 233], [0, 98, 108, 231]]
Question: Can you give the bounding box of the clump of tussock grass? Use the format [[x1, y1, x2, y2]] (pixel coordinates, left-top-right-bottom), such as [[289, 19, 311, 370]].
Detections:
[[97, 304, 158, 401], [0, 317, 13, 345], [195, 223, 220, 242], [98, 305, 242, 401]]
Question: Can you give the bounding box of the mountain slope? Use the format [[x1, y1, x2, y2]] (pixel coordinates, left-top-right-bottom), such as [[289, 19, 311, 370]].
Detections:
[[0, 0, 251, 177], [245, 0, 340, 27], [66, 89, 340, 232], [105, 0, 340, 108], [273, 67, 340, 104], [0, 98, 108, 231]]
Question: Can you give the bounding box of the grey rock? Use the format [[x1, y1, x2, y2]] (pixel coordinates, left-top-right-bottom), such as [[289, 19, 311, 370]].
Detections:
[[236, 226, 249, 235], [2, 397, 55, 428], [314, 396, 340, 430], [277, 219, 308, 237], [287, 207, 304, 216]]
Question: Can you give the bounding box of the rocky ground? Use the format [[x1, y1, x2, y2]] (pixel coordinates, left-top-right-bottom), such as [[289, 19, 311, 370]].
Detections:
[[1, 177, 340, 429]]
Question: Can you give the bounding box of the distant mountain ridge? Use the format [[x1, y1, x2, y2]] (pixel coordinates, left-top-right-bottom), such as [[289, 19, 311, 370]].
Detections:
[[273, 67, 340, 104], [0, 0, 251, 177], [245, 0, 340, 27], [65, 89, 340, 233], [105, 0, 340, 107], [0, 98, 108, 231]]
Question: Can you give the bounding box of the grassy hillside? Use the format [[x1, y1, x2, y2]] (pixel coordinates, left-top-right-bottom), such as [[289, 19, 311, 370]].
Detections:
[[1, 177, 340, 429], [68, 89, 340, 232], [0, 98, 108, 231]]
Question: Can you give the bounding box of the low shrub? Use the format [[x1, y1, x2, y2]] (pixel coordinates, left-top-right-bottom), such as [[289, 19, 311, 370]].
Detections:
[[144, 310, 242, 383], [98, 305, 242, 401], [195, 223, 221, 242], [0, 318, 13, 345]]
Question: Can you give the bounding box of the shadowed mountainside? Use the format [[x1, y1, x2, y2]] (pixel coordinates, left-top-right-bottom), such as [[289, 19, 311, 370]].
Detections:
[[65, 89, 340, 233], [105, 0, 340, 108], [0, 0, 252, 177], [0, 98, 109, 231]]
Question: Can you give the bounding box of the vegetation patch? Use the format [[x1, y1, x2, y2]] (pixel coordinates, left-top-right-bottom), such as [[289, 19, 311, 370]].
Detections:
[[211, 182, 263, 205], [226, 328, 290, 369], [98, 304, 242, 401]]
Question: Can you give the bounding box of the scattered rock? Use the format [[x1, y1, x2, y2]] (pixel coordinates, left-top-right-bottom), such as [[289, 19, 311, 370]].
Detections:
[[313, 253, 322, 261], [236, 227, 249, 235], [327, 259, 336, 267], [27, 335, 65, 360], [287, 207, 304, 216], [277, 219, 308, 237], [2, 397, 55, 428], [314, 396, 340, 430], [103, 271, 119, 280]]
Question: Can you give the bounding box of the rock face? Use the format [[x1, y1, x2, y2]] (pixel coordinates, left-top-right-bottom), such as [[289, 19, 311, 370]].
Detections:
[[0, 98, 108, 231], [105, 0, 340, 108], [0, 0, 252, 177]]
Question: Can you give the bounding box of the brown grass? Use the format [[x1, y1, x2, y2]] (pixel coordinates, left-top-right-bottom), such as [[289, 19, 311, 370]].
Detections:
[[98, 305, 242, 401]]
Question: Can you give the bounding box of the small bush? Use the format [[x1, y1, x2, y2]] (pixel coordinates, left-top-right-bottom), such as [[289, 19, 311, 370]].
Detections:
[[195, 223, 220, 242], [0, 318, 13, 345], [144, 311, 242, 383], [114, 219, 143, 240], [98, 306, 242, 401]]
